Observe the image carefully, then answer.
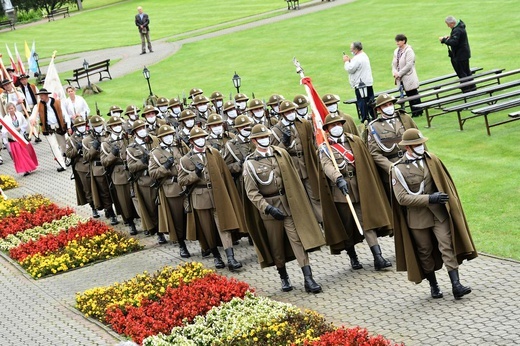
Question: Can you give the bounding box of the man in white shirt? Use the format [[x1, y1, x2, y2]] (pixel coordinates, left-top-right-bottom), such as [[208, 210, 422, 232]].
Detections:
[[343, 41, 376, 122], [63, 86, 90, 133]]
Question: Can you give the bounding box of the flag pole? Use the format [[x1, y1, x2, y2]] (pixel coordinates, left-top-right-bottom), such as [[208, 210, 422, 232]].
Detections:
[[293, 58, 363, 235]]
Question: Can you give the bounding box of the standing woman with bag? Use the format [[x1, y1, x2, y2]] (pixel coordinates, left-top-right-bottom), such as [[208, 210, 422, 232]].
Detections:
[[392, 34, 423, 117]]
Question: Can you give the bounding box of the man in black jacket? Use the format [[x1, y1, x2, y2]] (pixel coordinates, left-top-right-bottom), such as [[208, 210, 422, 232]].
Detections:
[[135, 6, 153, 55], [439, 16, 476, 92]]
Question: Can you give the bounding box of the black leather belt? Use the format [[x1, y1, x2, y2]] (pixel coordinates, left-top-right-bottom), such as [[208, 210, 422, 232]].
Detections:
[[196, 182, 212, 189], [290, 151, 304, 158], [387, 150, 404, 160], [263, 189, 285, 198]]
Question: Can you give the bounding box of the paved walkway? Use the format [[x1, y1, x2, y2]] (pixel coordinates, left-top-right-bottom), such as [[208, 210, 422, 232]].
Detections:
[[2, 1, 520, 345]]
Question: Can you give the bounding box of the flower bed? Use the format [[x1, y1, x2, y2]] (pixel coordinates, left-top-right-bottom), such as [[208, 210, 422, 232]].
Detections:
[[0, 195, 143, 279], [0, 174, 18, 190], [76, 263, 401, 346]]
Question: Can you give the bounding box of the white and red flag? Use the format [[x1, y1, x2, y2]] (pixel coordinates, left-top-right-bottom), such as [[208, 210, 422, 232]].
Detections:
[[14, 43, 26, 75]]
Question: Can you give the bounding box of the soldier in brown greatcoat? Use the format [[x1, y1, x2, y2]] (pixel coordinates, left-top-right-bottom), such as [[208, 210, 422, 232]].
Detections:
[[126, 119, 165, 243], [82, 115, 119, 225], [222, 100, 239, 137], [321, 93, 359, 136], [243, 124, 325, 294], [178, 126, 246, 271], [391, 129, 477, 299], [101, 115, 139, 235], [319, 113, 393, 271], [149, 125, 190, 258], [270, 100, 322, 224]]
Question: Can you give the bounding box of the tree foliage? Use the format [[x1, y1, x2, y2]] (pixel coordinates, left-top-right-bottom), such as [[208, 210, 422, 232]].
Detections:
[[12, 0, 76, 14]]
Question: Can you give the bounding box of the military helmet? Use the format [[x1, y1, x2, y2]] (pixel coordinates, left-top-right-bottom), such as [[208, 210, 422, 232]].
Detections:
[[233, 115, 252, 128], [234, 93, 249, 102], [267, 94, 284, 106], [210, 91, 224, 101], [168, 97, 182, 108], [399, 128, 428, 146], [74, 116, 86, 126], [223, 100, 236, 112], [321, 94, 340, 106], [247, 99, 264, 111], [193, 94, 210, 106], [131, 119, 147, 132], [179, 109, 196, 121], [293, 94, 309, 108], [189, 126, 208, 139], [375, 93, 397, 108], [322, 113, 346, 130], [125, 105, 141, 115], [156, 97, 169, 107], [250, 124, 272, 139], [106, 115, 123, 126], [206, 113, 223, 126], [279, 100, 296, 113], [141, 105, 159, 116], [157, 124, 175, 137], [90, 115, 104, 127], [188, 87, 203, 99], [107, 105, 123, 116]]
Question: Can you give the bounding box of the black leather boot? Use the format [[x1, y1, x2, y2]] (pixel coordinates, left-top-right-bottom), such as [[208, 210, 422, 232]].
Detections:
[[145, 227, 157, 236], [346, 246, 363, 270], [90, 203, 100, 219], [370, 245, 392, 270], [128, 220, 138, 235], [301, 265, 322, 293], [277, 266, 293, 292], [211, 248, 225, 269], [201, 248, 211, 258], [224, 248, 242, 271], [448, 269, 471, 300], [105, 208, 119, 225], [425, 272, 443, 299], [157, 232, 167, 244], [178, 240, 191, 258]]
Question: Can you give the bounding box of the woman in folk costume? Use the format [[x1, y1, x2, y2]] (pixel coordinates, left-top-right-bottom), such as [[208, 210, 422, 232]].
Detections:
[[318, 113, 393, 271], [390, 129, 477, 299], [1, 102, 38, 176]]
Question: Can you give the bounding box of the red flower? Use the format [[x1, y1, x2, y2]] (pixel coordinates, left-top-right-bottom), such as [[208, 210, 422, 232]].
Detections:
[[305, 326, 403, 346]]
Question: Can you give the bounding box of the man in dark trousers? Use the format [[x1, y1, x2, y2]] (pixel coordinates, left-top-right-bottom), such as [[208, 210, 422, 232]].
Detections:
[[439, 16, 475, 92], [135, 6, 153, 55]]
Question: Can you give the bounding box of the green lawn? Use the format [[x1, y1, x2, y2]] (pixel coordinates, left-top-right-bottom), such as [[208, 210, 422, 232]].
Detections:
[[3, 0, 519, 260]]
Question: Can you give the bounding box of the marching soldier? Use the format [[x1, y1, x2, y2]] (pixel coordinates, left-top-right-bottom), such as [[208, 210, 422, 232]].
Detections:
[[101, 116, 140, 235], [178, 126, 246, 270], [270, 100, 323, 223], [141, 105, 161, 135], [321, 93, 359, 136], [166, 97, 183, 129], [210, 91, 224, 115], [224, 115, 255, 193], [82, 115, 119, 225], [156, 97, 170, 119], [206, 113, 233, 154], [319, 113, 393, 271], [391, 129, 477, 299], [222, 100, 239, 136], [65, 116, 97, 218], [293, 94, 310, 121], [192, 95, 212, 128], [367, 93, 418, 196], [126, 120, 165, 243], [188, 87, 203, 102], [234, 93, 249, 115], [107, 105, 124, 118], [149, 125, 190, 258], [248, 99, 269, 127], [266, 94, 284, 123], [123, 105, 141, 135], [176, 109, 197, 155], [243, 124, 325, 293]]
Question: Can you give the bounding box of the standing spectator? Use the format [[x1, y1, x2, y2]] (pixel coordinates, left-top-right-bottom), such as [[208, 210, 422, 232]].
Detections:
[[439, 16, 476, 93], [135, 6, 153, 55], [343, 41, 375, 122], [63, 86, 90, 130], [392, 34, 423, 117], [1, 102, 38, 176], [391, 128, 477, 299]]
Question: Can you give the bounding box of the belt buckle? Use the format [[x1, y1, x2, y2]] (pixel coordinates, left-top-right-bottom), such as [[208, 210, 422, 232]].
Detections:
[[397, 150, 404, 158], [207, 182, 212, 189], [346, 171, 354, 178]]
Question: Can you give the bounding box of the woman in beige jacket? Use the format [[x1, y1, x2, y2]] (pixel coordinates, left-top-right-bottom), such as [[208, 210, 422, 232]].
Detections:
[[392, 34, 423, 117]]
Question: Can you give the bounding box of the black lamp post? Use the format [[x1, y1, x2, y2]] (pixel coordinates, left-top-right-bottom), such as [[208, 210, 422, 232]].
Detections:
[[232, 71, 241, 94], [143, 66, 153, 96], [83, 59, 91, 88], [33, 52, 42, 77]]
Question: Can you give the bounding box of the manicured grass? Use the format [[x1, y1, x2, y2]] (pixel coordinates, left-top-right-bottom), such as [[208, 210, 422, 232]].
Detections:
[[4, 0, 519, 260]]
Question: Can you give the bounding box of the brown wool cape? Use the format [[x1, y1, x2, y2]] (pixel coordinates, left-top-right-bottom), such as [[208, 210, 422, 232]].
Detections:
[[294, 118, 321, 200], [244, 146, 325, 268], [319, 134, 393, 254], [391, 152, 478, 283], [186, 146, 247, 241]]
